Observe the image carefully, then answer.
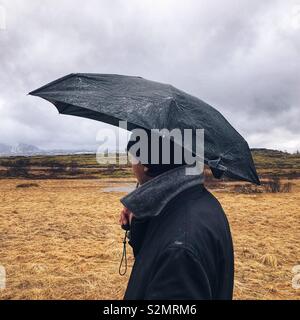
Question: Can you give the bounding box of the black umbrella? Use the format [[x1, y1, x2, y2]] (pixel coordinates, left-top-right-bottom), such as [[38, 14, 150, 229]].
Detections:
[[29, 73, 260, 184]]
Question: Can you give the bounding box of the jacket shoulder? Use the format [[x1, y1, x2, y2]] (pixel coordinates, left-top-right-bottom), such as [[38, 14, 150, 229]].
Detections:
[[162, 185, 231, 255]]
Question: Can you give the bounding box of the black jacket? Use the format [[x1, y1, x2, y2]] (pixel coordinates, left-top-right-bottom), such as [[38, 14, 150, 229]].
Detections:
[[121, 165, 234, 300]]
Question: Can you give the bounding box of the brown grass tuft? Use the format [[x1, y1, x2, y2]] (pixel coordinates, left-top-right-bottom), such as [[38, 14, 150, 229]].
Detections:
[[16, 183, 39, 188], [259, 254, 279, 268]]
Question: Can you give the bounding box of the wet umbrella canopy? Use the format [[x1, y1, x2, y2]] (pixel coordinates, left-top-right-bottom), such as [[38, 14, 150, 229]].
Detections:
[[29, 73, 260, 184]]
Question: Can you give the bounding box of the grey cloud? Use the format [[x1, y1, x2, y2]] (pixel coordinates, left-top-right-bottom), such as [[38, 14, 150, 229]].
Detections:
[[0, 0, 299, 152]]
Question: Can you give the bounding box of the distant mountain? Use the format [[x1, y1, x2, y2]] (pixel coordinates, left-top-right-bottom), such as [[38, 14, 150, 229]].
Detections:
[[0, 143, 42, 156], [0, 143, 297, 157], [250, 148, 292, 157], [0, 143, 11, 154], [0, 143, 95, 156], [11, 143, 41, 155]]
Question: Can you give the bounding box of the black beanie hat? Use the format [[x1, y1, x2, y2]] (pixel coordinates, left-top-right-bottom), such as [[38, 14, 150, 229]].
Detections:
[[126, 132, 186, 177]]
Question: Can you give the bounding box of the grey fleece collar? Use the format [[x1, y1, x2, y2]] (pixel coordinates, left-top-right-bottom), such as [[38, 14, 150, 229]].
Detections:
[[120, 165, 204, 218]]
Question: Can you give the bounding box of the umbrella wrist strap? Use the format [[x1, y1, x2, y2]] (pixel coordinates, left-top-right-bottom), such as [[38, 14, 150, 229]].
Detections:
[[119, 230, 128, 276]]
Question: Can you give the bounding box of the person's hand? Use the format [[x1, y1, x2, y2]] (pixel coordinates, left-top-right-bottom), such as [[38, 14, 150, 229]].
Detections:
[[119, 207, 134, 227]]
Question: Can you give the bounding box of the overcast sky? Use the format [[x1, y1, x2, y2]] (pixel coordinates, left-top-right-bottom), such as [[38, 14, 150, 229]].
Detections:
[[0, 0, 299, 152]]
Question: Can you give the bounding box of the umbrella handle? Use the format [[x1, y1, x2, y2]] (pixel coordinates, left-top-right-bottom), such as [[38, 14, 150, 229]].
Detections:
[[120, 182, 138, 231]]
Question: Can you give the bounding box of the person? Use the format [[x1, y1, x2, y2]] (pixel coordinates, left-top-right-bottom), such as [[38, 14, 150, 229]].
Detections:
[[119, 135, 234, 300]]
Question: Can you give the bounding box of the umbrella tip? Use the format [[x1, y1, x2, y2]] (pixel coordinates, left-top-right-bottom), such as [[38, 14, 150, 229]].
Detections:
[[28, 88, 39, 96]]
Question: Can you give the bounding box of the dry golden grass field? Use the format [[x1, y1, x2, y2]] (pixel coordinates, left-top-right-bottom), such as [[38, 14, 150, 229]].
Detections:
[[0, 177, 299, 300]]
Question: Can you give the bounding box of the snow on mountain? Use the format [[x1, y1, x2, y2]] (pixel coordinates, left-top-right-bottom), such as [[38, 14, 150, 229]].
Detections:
[[10, 143, 41, 155], [0, 143, 95, 156]]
